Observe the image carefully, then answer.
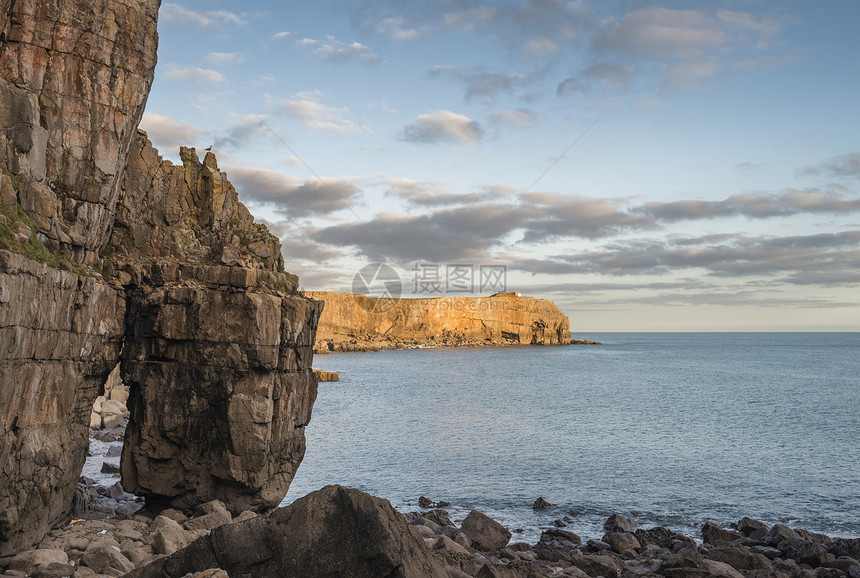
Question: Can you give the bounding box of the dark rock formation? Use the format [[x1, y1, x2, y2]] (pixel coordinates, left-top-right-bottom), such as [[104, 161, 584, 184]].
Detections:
[[125, 485, 449, 578], [1, 2, 322, 556], [0, 0, 158, 555], [308, 291, 572, 353], [113, 133, 322, 514]]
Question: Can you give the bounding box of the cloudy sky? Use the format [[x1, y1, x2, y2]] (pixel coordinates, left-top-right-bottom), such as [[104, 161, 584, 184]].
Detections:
[[141, 1, 860, 332]]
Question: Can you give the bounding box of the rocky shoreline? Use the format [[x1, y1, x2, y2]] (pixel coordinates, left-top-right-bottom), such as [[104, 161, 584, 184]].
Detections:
[[2, 475, 858, 577]]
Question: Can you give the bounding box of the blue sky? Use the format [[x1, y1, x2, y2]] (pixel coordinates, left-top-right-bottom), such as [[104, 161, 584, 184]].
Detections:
[[141, 1, 860, 332]]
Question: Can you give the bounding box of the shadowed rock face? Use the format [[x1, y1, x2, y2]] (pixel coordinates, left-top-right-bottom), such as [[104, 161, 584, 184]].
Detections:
[[125, 485, 449, 578], [307, 291, 572, 352], [0, 0, 159, 556], [111, 134, 323, 514], [1, 2, 323, 555]]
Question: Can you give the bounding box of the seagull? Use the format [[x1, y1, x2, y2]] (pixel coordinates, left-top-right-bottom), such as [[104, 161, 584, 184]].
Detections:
[[205, 145, 213, 152]]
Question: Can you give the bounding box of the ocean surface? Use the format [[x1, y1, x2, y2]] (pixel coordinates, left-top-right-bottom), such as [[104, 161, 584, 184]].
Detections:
[[284, 333, 860, 544]]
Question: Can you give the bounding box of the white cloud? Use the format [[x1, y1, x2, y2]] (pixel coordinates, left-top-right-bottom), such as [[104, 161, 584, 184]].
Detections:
[[297, 36, 379, 64], [401, 110, 483, 145], [203, 52, 244, 67], [273, 31, 291, 39], [280, 92, 363, 134], [377, 17, 423, 41], [160, 3, 247, 28], [491, 109, 537, 129], [163, 66, 226, 86], [139, 112, 202, 154], [593, 7, 726, 59]]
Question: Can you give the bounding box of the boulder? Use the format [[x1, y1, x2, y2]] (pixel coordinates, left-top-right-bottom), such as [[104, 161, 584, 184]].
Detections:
[[604, 514, 636, 534], [533, 497, 553, 510], [6, 549, 69, 575], [81, 545, 135, 574], [707, 545, 772, 571], [779, 539, 829, 567], [702, 521, 743, 546], [762, 524, 801, 546], [605, 532, 642, 554], [125, 485, 448, 578], [461, 510, 512, 551], [151, 515, 195, 556]]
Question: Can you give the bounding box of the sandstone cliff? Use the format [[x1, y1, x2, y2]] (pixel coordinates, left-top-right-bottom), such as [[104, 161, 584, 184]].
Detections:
[[0, 0, 322, 555], [307, 291, 571, 353]]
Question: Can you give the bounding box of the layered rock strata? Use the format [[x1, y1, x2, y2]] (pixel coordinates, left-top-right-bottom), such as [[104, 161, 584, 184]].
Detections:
[[0, 0, 159, 556], [307, 291, 571, 353], [112, 133, 323, 514], [0, 250, 124, 556], [1, 2, 322, 555]]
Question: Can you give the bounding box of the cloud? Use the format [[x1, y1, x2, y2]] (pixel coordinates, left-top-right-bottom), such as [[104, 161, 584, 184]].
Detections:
[[401, 110, 483, 145], [799, 153, 860, 179], [513, 231, 860, 281], [139, 112, 202, 153], [212, 115, 267, 151], [312, 205, 521, 263], [279, 92, 363, 134], [442, 6, 496, 32], [556, 77, 585, 97], [593, 7, 727, 60], [490, 109, 537, 129], [273, 31, 291, 39], [520, 192, 656, 242], [160, 4, 247, 28], [163, 66, 226, 86], [661, 60, 720, 90], [226, 166, 362, 218], [203, 52, 244, 67], [297, 36, 379, 64], [640, 189, 860, 221], [382, 177, 515, 207], [376, 17, 424, 41], [428, 66, 528, 103]]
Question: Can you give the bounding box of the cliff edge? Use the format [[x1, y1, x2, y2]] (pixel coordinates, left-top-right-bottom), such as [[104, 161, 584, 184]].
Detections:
[[0, 0, 321, 556], [307, 291, 571, 353]]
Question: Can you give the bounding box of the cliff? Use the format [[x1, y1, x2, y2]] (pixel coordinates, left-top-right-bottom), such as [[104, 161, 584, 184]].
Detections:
[[1, 0, 159, 555], [0, 1, 322, 556], [307, 292, 571, 353]]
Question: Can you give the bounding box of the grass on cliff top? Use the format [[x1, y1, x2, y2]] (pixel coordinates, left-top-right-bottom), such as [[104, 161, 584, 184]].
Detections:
[[0, 198, 88, 274]]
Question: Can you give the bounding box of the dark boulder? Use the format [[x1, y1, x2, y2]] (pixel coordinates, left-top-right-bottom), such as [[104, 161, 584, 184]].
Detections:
[[125, 485, 448, 578], [702, 521, 744, 546], [605, 514, 636, 534], [461, 510, 512, 552]]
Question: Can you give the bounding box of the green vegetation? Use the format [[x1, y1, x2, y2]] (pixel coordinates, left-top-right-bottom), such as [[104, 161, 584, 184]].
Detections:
[[116, 63, 133, 74], [0, 195, 88, 275], [99, 243, 115, 279], [2, 166, 21, 192]]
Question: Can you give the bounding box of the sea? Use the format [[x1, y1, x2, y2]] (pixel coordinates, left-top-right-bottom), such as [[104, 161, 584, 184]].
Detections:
[[284, 333, 860, 544]]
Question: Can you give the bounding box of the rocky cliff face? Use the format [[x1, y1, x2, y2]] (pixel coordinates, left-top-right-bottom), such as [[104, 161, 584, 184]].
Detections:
[[307, 292, 571, 352], [114, 133, 322, 514], [0, 1, 322, 555], [0, 0, 159, 555]]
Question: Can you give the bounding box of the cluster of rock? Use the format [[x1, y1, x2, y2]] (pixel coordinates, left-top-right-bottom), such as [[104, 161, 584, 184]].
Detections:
[[89, 367, 129, 431], [399, 507, 860, 578], [312, 369, 340, 382], [4, 485, 857, 578], [1, 496, 254, 576], [307, 291, 572, 354]]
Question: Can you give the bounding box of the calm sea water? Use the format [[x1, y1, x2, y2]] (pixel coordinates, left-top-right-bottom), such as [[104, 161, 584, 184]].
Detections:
[[285, 333, 860, 543]]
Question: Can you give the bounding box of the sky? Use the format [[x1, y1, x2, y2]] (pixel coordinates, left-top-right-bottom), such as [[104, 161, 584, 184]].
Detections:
[[139, 0, 860, 332]]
